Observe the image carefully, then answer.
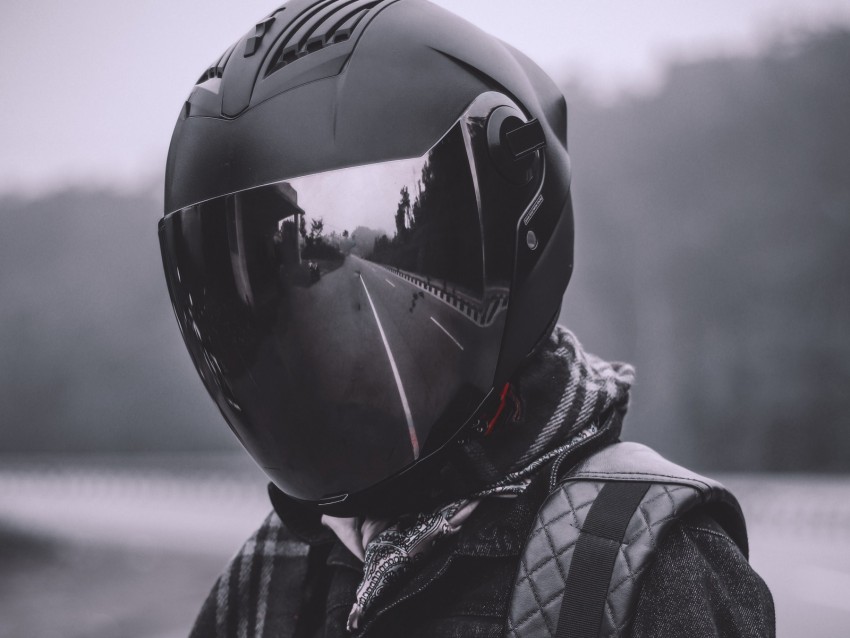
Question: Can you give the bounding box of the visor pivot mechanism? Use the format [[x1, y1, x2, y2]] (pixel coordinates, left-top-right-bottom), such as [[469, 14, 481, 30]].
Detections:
[[505, 119, 547, 160], [487, 108, 543, 185]]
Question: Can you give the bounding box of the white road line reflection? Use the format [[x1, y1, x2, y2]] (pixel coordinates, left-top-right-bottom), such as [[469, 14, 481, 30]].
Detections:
[[375, 262, 484, 326], [430, 316, 465, 351], [359, 274, 419, 458], [384, 278, 396, 288]]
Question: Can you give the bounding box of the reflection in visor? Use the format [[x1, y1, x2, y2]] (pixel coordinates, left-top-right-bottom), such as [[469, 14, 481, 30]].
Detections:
[[159, 96, 537, 502]]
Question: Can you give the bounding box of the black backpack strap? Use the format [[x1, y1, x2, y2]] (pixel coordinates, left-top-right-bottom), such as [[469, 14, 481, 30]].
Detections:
[[554, 481, 651, 638]]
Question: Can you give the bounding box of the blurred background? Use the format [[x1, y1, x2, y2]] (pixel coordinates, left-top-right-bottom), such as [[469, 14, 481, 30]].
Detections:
[[1, 0, 849, 636]]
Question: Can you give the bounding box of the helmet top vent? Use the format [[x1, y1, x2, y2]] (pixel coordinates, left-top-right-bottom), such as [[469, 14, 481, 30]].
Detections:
[[265, 0, 381, 76], [197, 43, 238, 85]]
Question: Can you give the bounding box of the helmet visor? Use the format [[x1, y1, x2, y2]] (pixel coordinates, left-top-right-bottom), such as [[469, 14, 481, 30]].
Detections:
[[159, 109, 533, 502]]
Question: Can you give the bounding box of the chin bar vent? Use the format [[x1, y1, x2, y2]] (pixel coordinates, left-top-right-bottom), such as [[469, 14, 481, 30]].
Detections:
[[266, 0, 381, 76]]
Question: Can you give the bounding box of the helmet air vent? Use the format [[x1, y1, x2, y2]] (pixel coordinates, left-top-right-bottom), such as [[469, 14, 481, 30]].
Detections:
[[266, 0, 382, 76], [196, 43, 238, 85]]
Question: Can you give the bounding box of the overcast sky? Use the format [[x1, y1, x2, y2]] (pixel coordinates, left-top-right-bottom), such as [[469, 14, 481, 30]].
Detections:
[[291, 153, 426, 238], [1, 0, 849, 196]]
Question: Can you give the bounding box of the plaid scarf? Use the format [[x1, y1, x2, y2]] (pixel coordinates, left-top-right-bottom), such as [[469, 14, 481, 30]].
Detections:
[[191, 326, 634, 637]]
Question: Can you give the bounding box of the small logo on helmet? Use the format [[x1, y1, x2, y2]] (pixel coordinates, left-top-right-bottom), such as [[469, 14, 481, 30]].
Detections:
[[522, 194, 544, 226]]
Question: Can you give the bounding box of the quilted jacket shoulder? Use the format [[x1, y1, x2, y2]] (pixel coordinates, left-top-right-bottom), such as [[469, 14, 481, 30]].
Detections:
[[505, 442, 747, 638]]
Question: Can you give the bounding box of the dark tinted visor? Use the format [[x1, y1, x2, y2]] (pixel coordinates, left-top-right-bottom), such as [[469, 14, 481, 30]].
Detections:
[[159, 113, 527, 502]]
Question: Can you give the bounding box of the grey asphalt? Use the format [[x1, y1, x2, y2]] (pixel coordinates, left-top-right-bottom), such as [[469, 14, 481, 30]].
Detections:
[[0, 462, 847, 638], [290, 254, 504, 459]]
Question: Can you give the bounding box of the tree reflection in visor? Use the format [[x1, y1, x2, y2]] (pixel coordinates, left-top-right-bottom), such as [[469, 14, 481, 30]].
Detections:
[[158, 94, 542, 503]]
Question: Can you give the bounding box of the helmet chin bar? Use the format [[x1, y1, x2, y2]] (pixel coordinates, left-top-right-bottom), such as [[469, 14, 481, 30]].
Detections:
[[295, 318, 560, 519], [272, 383, 504, 518]]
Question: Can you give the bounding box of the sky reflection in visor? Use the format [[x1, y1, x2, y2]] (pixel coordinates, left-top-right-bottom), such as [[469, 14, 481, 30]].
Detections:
[[285, 125, 489, 298]]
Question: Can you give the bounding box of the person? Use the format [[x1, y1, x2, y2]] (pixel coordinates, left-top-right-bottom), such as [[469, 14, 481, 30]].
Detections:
[[157, 1, 775, 636]]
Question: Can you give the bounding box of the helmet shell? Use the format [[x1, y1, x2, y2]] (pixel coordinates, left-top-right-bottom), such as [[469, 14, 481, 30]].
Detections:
[[162, 0, 574, 514]]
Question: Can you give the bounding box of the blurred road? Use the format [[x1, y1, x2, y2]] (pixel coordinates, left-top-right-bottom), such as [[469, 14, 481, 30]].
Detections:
[[0, 455, 270, 638], [291, 254, 503, 458], [0, 458, 847, 638], [353, 256, 504, 443]]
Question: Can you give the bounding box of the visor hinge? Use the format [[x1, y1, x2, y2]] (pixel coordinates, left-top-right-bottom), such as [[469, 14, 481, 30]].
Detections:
[[506, 119, 547, 160]]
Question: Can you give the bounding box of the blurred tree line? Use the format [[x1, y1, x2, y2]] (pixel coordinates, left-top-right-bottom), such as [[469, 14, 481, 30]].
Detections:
[[367, 126, 483, 293], [560, 29, 850, 471], [1, 29, 847, 470], [299, 216, 346, 261]]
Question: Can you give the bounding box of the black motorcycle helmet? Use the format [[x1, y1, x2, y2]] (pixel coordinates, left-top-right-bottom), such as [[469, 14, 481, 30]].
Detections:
[[159, 0, 573, 517]]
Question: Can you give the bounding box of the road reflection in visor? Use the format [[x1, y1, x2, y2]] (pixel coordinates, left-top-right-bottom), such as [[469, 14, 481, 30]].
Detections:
[[159, 119, 517, 502]]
